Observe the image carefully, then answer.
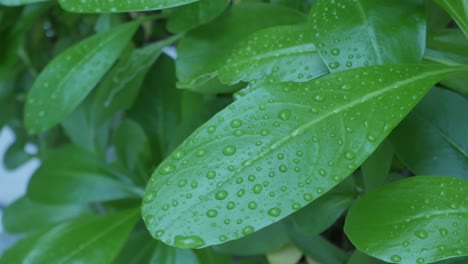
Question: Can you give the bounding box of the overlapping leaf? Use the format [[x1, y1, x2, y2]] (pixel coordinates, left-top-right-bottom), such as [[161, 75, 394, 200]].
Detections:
[[345, 176, 468, 263], [142, 64, 468, 248], [58, 0, 198, 13]]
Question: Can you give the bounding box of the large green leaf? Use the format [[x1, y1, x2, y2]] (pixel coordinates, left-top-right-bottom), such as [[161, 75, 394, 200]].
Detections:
[[345, 176, 468, 263], [218, 24, 328, 85], [142, 64, 468, 248], [2, 196, 91, 234], [176, 2, 306, 92], [0, 209, 139, 264], [434, 0, 468, 38], [58, 0, 198, 13], [27, 145, 142, 204], [24, 19, 141, 134], [309, 0, 426, 72], [390, 88, 468, 179]]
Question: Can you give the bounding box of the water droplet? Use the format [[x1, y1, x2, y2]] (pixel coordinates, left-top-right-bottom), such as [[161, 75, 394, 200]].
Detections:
[[248, 175, 256, 182], [268, 207, 281, 217], [278, 109, 291, 121], [227, 201, 235, 210], [177, 179, 188, 187], [313, 95, 325, 102], [174, 235, 206, 248], [417, 258, 425, 264], [328, 62, 340, 69], [331, 48, 340, 55], [366, 134, 376, 142], [143, 191, 156, 203], [292, 203, 301, 210], [172, 150, 185, 160], [259, 104, 267, 110], [318, 169, 327, 176], [154, 229, 164, 238], [390, 255, 402, 263], [206, 171, 216, 179], [253, 184, 262, 194], [196, 149, 207, 157], [230, 119, 243, 128], [260, 129, 270, 136], [207, 126, 217, 134], [215, 190, 228, 200], [279, 165, 288, 172], [223, 145, 237, 156], [242, 226, 254, 235], [237, 189, 245, 197], [303, 193, 313, 201], [248, 201, 257, 210], [345, 151, 355, 160], [415, 230, 428, 239], [439, 228, 448, 237], [159, 164, 176, 175], [219, 235, 227, 242], [206, 209, 218, 218]]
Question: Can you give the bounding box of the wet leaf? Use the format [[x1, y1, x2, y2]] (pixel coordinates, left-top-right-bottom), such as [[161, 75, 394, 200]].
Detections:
[[345, 176, 468, 264], [58, 0, 198, 13], [142, 64, 468, 248], [0, 209, 139, 264], [309, 0, 426, 72], [24, 19, 141, 134], [218, 24, 328, 85], [390, 88, 468, 179]]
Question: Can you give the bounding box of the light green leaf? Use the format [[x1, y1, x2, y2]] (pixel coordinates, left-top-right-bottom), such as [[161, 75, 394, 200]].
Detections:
[[2, 196, 91, 234], [0, 209, 139, 264], [58, 0, 198, 13], [360, 139, 393, 192], [390, 88, 468, 179], [434, 0, 468, 38], [218, 24, 328, 85], [344, 176, 468, 263], [0, 0, 48, 6], [91, 35, 181, 124], [27, 145, 142, 204], [24, 19, 141, 134], [176, 2, 306, 92], [142, 64, 468, 248], [167, 0, 230, 33], [309, 0, 426, 72]]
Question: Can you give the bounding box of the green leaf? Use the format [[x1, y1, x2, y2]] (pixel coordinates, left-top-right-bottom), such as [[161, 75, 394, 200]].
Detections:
[[347, 250, 386, 264], [289, 232, 348, 264], [167, 0, 230, 33], [434, 0, 468, 38], [113, 119, 153, 186], [360, 139, 393, 192], [390, 88, 468, 179], [309, 0, 426, 72], [176, 2, 306, 91], [151, 243, 200, 264], [113, 230, 158, 264], [142, 64, 468, 248], [344, 176, 468, 263], [0, 0, 48, 6], [27, 145, 142, 204], [270, 0, 315, 13], [218, 24, 328, 85], [0, 209, 139, 264], [91, 35, 181, 124], [2, 196, 91, 234], [58, 0, 198, 13], [24, 19, 141, 134]]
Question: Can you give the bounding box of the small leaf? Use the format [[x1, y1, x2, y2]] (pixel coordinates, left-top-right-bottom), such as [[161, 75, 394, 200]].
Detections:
[[2, 196, 91, 234], [27, 145, 142, 204], [309, 0, 426, 72], [434, 0, 468, 38], [167, 0, 230, 33], [24, 19, 141, 134], [58, 0, 198, 13], [218, 24, 328, 85], [0, 209, 139, 264], [142, 64, 468, 248], [390, 88, 468, 179], [344, 176, 468, 263], [0, 0, 48, 6], [176, 2, 306, 91]]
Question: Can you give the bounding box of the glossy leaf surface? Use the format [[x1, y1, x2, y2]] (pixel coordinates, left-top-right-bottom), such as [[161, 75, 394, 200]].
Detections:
[[345, 176, 468, 263], [390, 88, 468, 179], [142, 64, 468, 248], [58, 0, 197, 13], [2, 196, 91, 234], [176, 2, 306, 91], [24, 20, 140, 134], [27, 145, 141, 204], [309, 0, 426, 72], [0, 209, 139, 264], [218, 24, 328, 85]]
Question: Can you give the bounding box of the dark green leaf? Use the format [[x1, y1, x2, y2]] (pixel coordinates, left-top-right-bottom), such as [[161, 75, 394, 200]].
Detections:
[[434, 0, 468, 38], [2, 196, 91, 234], [360, 139, 393, 192], [345, 176, 468, 263], [194, 247, 233, 264], [58, 0, 198, 13], [176, 2, 306, 91], [289, 232, 348, 264], [27, 145, 142, 204], [390, 88, 468, 179], [24, 19, 141, 134], [309, 0, 426, 72], [142, 64, 468, 248], [91, 35, 181, 124], [167, 0, 230, 33], [425, 0, 452, 30], [270, 0, 315, 13], [218, 24, 328, 85], [0, 209, 139, 264]]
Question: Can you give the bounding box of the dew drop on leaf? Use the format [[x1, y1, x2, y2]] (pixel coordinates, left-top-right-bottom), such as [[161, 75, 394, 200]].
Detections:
[[439, 228, 448, 237], [390, 255, 402, 263], [159, 163, 176, 175], [242, 226, 254, 235], [226, 201, 235, 210], [253, 184, 262, 194], [206, 171, 216, 179], [248, 201, 257, 210], [267, 207, 281, 217], [215, 190, 228, 200], [174, 235, 206, 248], [230, 119, 243, 128], [143, 191, 156, 203], [277, 109, 291, 121], [415, 230, 428, 239], [223, 145, 237, 156], [206, 209, 218, 218]]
